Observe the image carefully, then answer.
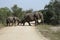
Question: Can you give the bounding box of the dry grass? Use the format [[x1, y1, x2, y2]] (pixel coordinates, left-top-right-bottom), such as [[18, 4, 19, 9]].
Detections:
[[0, 24, 6, 29], [37, 24, 60, 40]]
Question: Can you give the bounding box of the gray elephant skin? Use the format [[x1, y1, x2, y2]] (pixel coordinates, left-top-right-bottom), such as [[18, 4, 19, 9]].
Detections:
[[6, 16, 20, 26], [18, 12, 44, 26]]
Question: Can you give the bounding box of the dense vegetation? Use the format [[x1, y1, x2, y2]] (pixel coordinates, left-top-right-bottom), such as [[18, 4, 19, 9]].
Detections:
[[40, 0, 60, 25], [0, 0, 60, 25]]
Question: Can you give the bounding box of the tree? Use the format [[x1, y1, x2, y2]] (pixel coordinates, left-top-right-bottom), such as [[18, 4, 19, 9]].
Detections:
[[25, 9, 33, 13], [11, 4, 23, 19], [42, 0, 60, 25], [0, 7, 12, 24]]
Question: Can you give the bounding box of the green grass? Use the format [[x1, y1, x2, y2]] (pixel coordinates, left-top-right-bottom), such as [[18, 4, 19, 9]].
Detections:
[[37, 24, 60, 40]]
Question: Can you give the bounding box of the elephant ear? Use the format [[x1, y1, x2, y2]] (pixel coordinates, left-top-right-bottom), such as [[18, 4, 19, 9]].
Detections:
[[39, 12, 44, 23]]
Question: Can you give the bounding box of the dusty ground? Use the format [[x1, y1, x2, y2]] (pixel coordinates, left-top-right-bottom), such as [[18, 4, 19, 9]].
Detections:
[[0, 21, 49, 40]]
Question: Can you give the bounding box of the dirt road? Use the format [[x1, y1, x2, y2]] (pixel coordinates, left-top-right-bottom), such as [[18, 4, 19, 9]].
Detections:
[[0, 22, 49, 40]]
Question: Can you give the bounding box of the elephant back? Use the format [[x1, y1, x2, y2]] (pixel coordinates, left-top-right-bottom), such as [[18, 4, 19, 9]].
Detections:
[[8, 16, 14, 21], [24, 13, 34, 21]]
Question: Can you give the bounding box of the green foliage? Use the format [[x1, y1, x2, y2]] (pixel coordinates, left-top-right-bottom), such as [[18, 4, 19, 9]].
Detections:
[[0, 5, 25, 24], [11, 4, 23, 19], [41, 0, 60, 25], [25, 9, 33, 13], [0, 7, 12, 24]]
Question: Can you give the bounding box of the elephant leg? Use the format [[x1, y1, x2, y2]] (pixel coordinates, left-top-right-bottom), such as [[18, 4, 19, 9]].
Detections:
[[6, 22, 8, 26], [35, 21, 37, 26], [37, 20, 40, 24], [17, 21, 21, 25], [7, 23, 8, 26], [27, 21, 31, 26], [40, 20, 44, 24], [13, 21, 16, 25], [15, 21, 17, 26], [35, 20, 38, 26], [17, 22, 19, 25], [23, 22, 25, 26], [12, 23, 13, 26], [8, 23, 10, 26], [6, 21, 9, 26]]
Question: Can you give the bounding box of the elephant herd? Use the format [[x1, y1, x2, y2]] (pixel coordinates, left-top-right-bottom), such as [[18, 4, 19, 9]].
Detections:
[[6, 12, 44, 26]]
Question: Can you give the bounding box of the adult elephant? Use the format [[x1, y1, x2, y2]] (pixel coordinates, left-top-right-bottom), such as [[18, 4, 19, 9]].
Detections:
[[6, 16, 20, 26], [18, 12, 44, 26], [34, 12, 44, 23]]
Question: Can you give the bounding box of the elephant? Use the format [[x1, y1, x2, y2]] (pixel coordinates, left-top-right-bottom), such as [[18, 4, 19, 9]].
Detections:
[[6, 16, 20, 26], [6, 16, 14, 26], [18, 12, 44, 26], [34, 12, 44, 24], [13, 17, 20, 25]]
